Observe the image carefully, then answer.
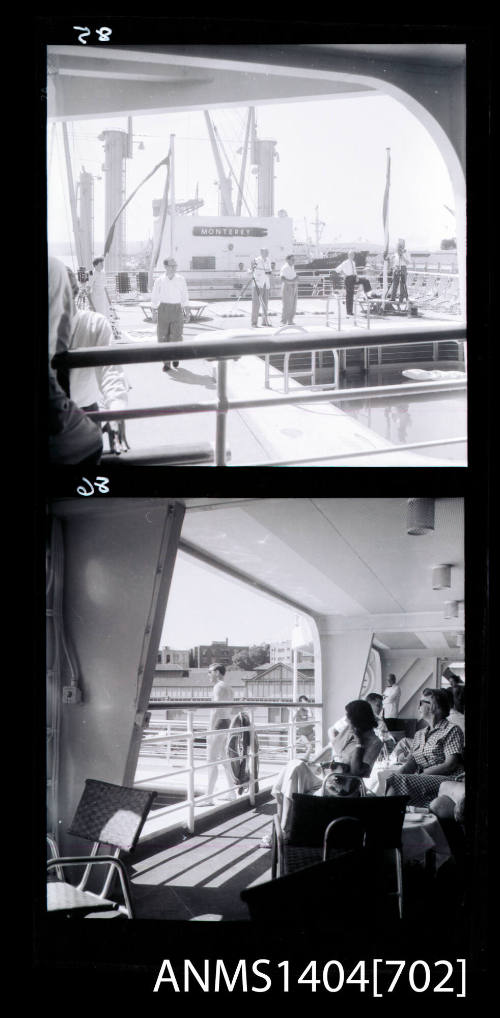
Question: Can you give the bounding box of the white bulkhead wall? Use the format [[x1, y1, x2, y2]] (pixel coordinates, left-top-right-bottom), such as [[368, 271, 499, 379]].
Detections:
[[155, 214, 294, 271], [313, 618, 374, 734], [51, 499, 185, 854]]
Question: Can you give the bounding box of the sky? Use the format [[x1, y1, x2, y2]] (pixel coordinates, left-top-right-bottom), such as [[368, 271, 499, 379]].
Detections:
[[47, 93, 456, 255], [160, 552, 311, 650]]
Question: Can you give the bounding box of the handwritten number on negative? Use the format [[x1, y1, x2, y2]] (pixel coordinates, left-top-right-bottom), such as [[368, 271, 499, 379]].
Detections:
[[73, 27, 112, 45], [76, 477, 110, 497]]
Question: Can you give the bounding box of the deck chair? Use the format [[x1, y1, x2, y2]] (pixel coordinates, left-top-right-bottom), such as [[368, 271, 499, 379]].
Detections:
[[47, 779, 156, 919], [272, 791, 408, 918]]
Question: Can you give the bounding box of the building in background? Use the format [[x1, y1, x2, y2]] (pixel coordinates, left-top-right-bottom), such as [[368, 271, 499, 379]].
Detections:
[[190, 640, 250, 669], [244, 661, 315, 701], [270, 640, 314, 666], [157, 646, 190, 669]]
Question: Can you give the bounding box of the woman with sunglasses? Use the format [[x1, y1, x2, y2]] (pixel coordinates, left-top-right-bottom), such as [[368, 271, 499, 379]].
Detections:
[[385, 689, 464, 807]]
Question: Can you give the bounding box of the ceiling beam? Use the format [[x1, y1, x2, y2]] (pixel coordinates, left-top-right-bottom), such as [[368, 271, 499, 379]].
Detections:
[[317, 612, 464, 634]]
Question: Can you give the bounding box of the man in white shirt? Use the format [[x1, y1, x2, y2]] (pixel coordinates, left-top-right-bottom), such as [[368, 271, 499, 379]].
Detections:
[[334, 250, 359, 317], [250, 247, 272, 327], [205, 664, 237, 805], [279, 254, 298, 325], [88, 257, 112, 318], [382, 674, 401, 719], [151, 257, 189, 371]]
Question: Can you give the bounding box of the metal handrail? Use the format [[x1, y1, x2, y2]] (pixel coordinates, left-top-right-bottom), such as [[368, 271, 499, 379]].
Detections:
[[53, 322, 466, 368], [53, 323, 466, 466], [137, 701, 323, 834]]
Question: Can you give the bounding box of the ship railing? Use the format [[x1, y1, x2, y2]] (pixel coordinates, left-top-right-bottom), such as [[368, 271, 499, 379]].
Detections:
[[135, 700, 323, 835], [53, 322, 467, 466]]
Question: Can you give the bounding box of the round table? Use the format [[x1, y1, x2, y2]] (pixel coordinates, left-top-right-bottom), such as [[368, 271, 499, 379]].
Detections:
[[402, 812, 451, 871]]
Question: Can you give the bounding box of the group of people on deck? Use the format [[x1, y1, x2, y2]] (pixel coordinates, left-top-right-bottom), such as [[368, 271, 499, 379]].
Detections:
[[249, 240, 410, 326], [275, 668, 465, 826], [249, 246, 373, 327], [48, 239, 412, 465]]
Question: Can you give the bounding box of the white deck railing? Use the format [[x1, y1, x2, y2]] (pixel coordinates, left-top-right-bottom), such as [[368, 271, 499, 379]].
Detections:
[[53, 322, 467, 467], [135, 700, 322, 834]]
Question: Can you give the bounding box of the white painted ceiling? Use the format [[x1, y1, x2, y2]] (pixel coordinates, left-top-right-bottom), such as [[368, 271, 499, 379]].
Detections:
[[47, 45, 375, 120], [180, 497, 464, 655]]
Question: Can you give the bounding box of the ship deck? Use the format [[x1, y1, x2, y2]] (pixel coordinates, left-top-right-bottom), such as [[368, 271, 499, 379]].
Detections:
[[109, 297, 466, 466]]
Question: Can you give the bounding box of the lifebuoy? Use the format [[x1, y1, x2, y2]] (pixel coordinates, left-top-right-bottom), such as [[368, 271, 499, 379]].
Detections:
[[227, 712, 259, 790]]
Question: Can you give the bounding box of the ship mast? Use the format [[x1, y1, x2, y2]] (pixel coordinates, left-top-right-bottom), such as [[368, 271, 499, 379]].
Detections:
[[204, 108, 276, 219], [98, 127, 131, 272], [78, 168, 94, 268], [251, 115, 277, 217], [236, 108, 254, 216], [204, 111, 235, 216], [61, 122, 84, 267], [311, 205, 325, 259]]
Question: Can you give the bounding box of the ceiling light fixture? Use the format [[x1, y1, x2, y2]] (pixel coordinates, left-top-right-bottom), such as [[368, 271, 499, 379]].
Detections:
[[444, 601, 459, 619], [407, 498, 435, 535], [432, 564, 452, 589]]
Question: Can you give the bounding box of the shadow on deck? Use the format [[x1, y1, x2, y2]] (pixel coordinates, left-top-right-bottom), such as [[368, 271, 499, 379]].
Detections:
[[131, 800, 276, 921]]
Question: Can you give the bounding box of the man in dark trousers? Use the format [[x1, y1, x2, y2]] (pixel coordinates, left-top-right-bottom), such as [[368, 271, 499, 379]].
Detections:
[[250, 247, 272, 326], [334, 250, 359, 317], [151, 257, 189, 371]]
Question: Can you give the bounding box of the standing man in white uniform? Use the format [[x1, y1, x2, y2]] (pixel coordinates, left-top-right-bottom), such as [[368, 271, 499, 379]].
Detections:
[[279, 254, 298, 325], [250, 247, 272, 327], [151, 257, 189, 372], [205, 664, 237, 805], [382, 674, 401, 719]]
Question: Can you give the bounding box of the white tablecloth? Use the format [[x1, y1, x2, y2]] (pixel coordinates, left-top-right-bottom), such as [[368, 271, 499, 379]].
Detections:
[[402, 814, 451, 869]]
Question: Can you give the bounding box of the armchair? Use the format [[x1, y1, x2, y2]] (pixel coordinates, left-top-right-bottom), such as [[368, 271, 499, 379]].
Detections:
[[47, 778, 156, 919]]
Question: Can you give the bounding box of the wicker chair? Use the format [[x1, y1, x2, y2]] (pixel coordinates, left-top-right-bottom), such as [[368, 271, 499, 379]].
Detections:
[[272, 791, 408, 918], [47, 779, 156, 919]]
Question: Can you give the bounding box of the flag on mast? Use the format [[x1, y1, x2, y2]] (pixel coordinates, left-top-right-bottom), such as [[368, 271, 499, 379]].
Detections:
[[148, 157, 171, 289], [103, 151, 170, 258], [382, 148, 391, 307]]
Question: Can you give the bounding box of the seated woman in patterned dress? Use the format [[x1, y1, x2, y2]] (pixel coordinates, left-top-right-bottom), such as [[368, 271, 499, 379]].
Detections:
[[385, 689, 464, 807]]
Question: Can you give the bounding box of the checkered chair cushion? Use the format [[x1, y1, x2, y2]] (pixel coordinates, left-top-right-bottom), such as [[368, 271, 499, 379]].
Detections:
[[47, 882, 116, 913], [68, 779, 156, 851], [282, 844, 323, 874]]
